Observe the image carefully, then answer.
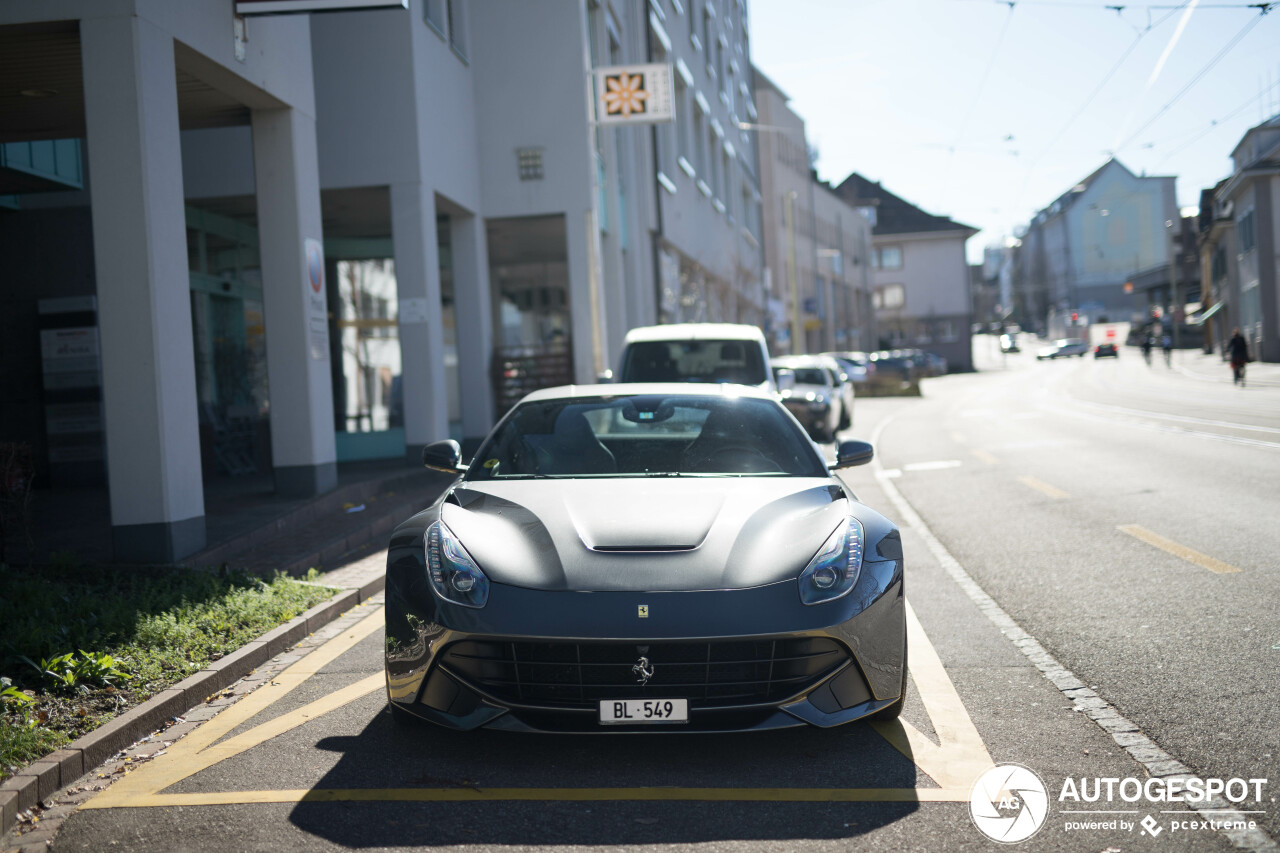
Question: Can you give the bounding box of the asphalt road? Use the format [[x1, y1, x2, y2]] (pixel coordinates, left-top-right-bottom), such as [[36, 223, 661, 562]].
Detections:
[[24, 340, 1279, 852]]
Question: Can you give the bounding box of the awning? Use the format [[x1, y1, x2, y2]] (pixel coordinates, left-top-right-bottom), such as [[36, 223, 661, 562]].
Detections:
[[1187, 301, 1224, 326]]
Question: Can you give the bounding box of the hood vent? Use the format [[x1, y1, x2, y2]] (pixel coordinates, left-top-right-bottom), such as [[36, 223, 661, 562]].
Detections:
[[589, 544, 697, 553]]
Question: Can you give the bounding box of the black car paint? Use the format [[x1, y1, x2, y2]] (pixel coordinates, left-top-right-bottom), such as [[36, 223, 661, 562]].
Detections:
[[385, 473, 906, 733]]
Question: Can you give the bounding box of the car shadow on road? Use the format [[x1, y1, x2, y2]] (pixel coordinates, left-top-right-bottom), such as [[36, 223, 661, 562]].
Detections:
[[287, 707, 925, 846]]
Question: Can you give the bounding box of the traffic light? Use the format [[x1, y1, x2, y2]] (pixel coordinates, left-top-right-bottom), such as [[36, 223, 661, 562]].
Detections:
[[1071, 312, 1078, 322]]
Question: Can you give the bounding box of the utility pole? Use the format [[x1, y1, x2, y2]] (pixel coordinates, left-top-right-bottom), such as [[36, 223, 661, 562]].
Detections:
[[785, 190, 802, 354]]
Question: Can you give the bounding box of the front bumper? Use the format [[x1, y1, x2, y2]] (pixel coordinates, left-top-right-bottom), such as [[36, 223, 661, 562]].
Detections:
[[385, 558, 904, 733]]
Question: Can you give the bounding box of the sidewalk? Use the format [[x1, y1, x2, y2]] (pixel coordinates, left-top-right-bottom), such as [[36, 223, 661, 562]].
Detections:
[[1172, 348, 1280, 388]]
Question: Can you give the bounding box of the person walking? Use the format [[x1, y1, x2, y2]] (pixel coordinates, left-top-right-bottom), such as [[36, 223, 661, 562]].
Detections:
[[1141, 335, 1153, 366], [1161, 333, 1172, 367], [1227, 327, 1251, 386]]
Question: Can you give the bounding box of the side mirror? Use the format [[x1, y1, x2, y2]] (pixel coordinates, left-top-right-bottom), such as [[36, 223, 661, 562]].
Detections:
[[422, 439, 467, 474], [775, 367, 796, 393], [596, 368, 614, 383], [831, 439, 874, 469]]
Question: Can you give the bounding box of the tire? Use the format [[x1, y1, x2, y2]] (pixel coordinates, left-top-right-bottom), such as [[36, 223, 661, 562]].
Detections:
[[838, 405, 851, 431], [872, 635, 908, 721]]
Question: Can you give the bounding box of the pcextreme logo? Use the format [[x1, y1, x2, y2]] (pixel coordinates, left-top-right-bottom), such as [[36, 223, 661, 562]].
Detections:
[[970, 764, 1050, 843]]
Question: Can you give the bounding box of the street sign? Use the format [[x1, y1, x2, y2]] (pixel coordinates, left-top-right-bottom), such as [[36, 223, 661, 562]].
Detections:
[[235, 0, 406, 14], [594, 64, 674, 125]]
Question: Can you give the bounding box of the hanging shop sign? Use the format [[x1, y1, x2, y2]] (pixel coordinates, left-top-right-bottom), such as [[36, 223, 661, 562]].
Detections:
[[594, 63, 674, 125], [235, 0, 407, 15], [304, 238, 329, 360]]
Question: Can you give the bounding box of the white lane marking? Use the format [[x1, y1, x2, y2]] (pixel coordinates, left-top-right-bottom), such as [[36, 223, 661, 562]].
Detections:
[[1045, 402, 1280, 452], [867, 414, 1278, 853], [876, 468, 903, 479], [902, 460, 963, 472], [1069, 398, 1280, 435]]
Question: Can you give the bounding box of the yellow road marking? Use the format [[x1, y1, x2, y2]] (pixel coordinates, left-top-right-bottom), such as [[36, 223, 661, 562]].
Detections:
[[970, 449, 998, 464], [85, 598, 993, 809], [872, 601, 994, 791], [87, 606, 386, 807], [1017, 475, 1069, 499], [102, 786, 971, 806], [1117, 524, 1242, 574]]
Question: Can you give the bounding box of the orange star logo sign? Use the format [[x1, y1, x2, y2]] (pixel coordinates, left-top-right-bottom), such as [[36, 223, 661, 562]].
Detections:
[[602, 72, 648, 118]]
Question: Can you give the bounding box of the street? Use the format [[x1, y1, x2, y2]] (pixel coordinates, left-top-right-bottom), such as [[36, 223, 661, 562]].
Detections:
[[33, 341, 1280, 852]]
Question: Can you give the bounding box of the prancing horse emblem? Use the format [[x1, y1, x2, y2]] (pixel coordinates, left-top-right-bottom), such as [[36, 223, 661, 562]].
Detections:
[[632, 656, 654, 686], [637, 604, 649, 618]]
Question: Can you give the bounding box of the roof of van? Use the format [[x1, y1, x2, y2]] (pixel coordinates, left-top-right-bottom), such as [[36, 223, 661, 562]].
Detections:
[[622, 323, 767, 343]]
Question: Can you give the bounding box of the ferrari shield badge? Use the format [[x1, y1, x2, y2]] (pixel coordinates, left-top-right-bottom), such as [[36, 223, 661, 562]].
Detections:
[[637, 604, 649, 618]]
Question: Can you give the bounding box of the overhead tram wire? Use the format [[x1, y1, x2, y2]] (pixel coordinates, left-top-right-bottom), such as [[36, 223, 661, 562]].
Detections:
[[1113, 5, 1273, 152], [950, 1, 1017, 154], [1010, 3, 1186, 214], [1157, 76, 1280, 161]]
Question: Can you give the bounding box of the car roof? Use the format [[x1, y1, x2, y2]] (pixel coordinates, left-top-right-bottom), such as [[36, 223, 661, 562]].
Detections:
[[772, 355, 832, 368], [621, 323, 767, 344], [518, 382, 779, 404]]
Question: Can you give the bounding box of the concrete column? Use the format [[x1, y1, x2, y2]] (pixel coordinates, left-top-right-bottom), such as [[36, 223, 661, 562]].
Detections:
[[450, 213, 495, 444], [81, 15, 206, 562], [390, 182, 449, 455], [252, 106, 337, 497], [566, 209, 600, 383]]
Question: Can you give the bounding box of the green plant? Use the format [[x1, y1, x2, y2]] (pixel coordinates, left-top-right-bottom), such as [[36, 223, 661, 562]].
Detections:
[[19, 651, 130, 693]]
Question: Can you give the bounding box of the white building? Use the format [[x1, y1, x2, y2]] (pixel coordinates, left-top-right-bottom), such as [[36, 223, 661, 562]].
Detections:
[[0, 0, 768, 562]]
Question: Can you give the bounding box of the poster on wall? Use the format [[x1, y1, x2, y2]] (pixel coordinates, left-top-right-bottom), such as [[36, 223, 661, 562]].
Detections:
[[305, 238, 329, 361]]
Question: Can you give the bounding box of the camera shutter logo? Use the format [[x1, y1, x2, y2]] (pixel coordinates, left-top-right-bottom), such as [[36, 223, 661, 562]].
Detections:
[[969, 764, 1049, 843]]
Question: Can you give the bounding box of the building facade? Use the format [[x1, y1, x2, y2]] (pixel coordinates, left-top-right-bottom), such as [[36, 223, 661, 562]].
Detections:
[[1011, 158, 1177, 335], [833, 174, 976, 371], [752, 68, 874, 355], [0, 0, 774, 563]]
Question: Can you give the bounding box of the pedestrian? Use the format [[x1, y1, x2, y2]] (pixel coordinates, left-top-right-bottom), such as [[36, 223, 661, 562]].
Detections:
[[1161, 334, 1172, 367], [1227, 327, 1251, 386], [1141, 335, 1152, 366]]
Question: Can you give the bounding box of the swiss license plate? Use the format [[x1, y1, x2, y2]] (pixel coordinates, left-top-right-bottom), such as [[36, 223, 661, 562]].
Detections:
[[598, 698, 689, 725]]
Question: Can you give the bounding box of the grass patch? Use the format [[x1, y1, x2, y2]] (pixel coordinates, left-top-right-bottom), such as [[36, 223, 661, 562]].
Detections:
[[0, 562, 336, 782]]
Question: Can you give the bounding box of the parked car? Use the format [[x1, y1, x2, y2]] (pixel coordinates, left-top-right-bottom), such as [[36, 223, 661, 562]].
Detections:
[[824, 351, 875, 386], [922, 352, 948, 375], [868, 350, 917, 383], [772, 355, 843, 442], [390, 384, 907, 732], [1036, 338, 1090, 360], [1094, 343, 1119, 358], [613, 323, 787, 396]]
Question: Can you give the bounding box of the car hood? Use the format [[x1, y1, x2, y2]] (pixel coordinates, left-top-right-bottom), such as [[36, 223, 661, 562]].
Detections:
[[441, 478, 851, 592]]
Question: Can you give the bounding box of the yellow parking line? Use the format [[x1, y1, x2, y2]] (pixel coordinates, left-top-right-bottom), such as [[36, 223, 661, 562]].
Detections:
[[1117, 524, 1242, 574], [1017, 475, 1069, 499], [85, 599, 993, 810], [104, 786, 971, 806], [970, 449, 998, 464]]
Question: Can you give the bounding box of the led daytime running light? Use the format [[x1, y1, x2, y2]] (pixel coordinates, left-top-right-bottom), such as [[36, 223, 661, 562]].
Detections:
[[798, 517, 864, 605], [426, 520, 490, 608]]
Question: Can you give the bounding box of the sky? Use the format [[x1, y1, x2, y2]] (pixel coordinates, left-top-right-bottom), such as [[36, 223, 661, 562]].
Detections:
[[748, 0, 1280, 263]]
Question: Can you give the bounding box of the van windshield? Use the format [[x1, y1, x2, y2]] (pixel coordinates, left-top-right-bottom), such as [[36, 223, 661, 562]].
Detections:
[[621, 340, 767, 385]]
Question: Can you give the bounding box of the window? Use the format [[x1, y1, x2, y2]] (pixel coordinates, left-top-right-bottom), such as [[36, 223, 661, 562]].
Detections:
[[674, 74, 690, 171], [446, 0, 466, 58], [421, 0, 467, 58], [875, 245, 902, 270], [703, 5, 716, 77], [1239, 210, 1256, 254], [692, 108, 706, 177], [874, 284, 905, 310]]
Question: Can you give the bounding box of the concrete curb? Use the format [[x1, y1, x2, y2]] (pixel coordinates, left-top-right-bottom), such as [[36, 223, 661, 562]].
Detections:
[[0, 572, 386, 837]]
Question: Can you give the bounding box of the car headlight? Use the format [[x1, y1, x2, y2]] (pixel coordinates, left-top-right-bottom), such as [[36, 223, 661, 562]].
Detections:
[[425, 520, 489, 608], [798, 517, 864, 605]]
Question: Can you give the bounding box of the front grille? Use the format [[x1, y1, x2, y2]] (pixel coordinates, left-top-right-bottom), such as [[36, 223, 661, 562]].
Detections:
[[439, 637, 847, 709]]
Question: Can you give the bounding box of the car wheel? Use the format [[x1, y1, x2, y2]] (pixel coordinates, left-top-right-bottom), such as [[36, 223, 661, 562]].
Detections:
[[872, 638, 908, 721], [839, 405, 851, 431]]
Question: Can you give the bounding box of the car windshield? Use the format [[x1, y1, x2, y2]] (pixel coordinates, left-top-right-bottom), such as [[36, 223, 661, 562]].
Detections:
[[468, 394, 826, 479], [621, 340, 767, 385], [785, 367, 829, 386]]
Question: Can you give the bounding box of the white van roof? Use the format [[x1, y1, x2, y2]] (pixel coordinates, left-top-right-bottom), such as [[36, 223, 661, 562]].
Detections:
[[622, 323, 766, 344]]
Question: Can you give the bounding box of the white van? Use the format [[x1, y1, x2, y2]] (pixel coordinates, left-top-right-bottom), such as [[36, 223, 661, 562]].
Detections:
[[612, 323, 785, 395]]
